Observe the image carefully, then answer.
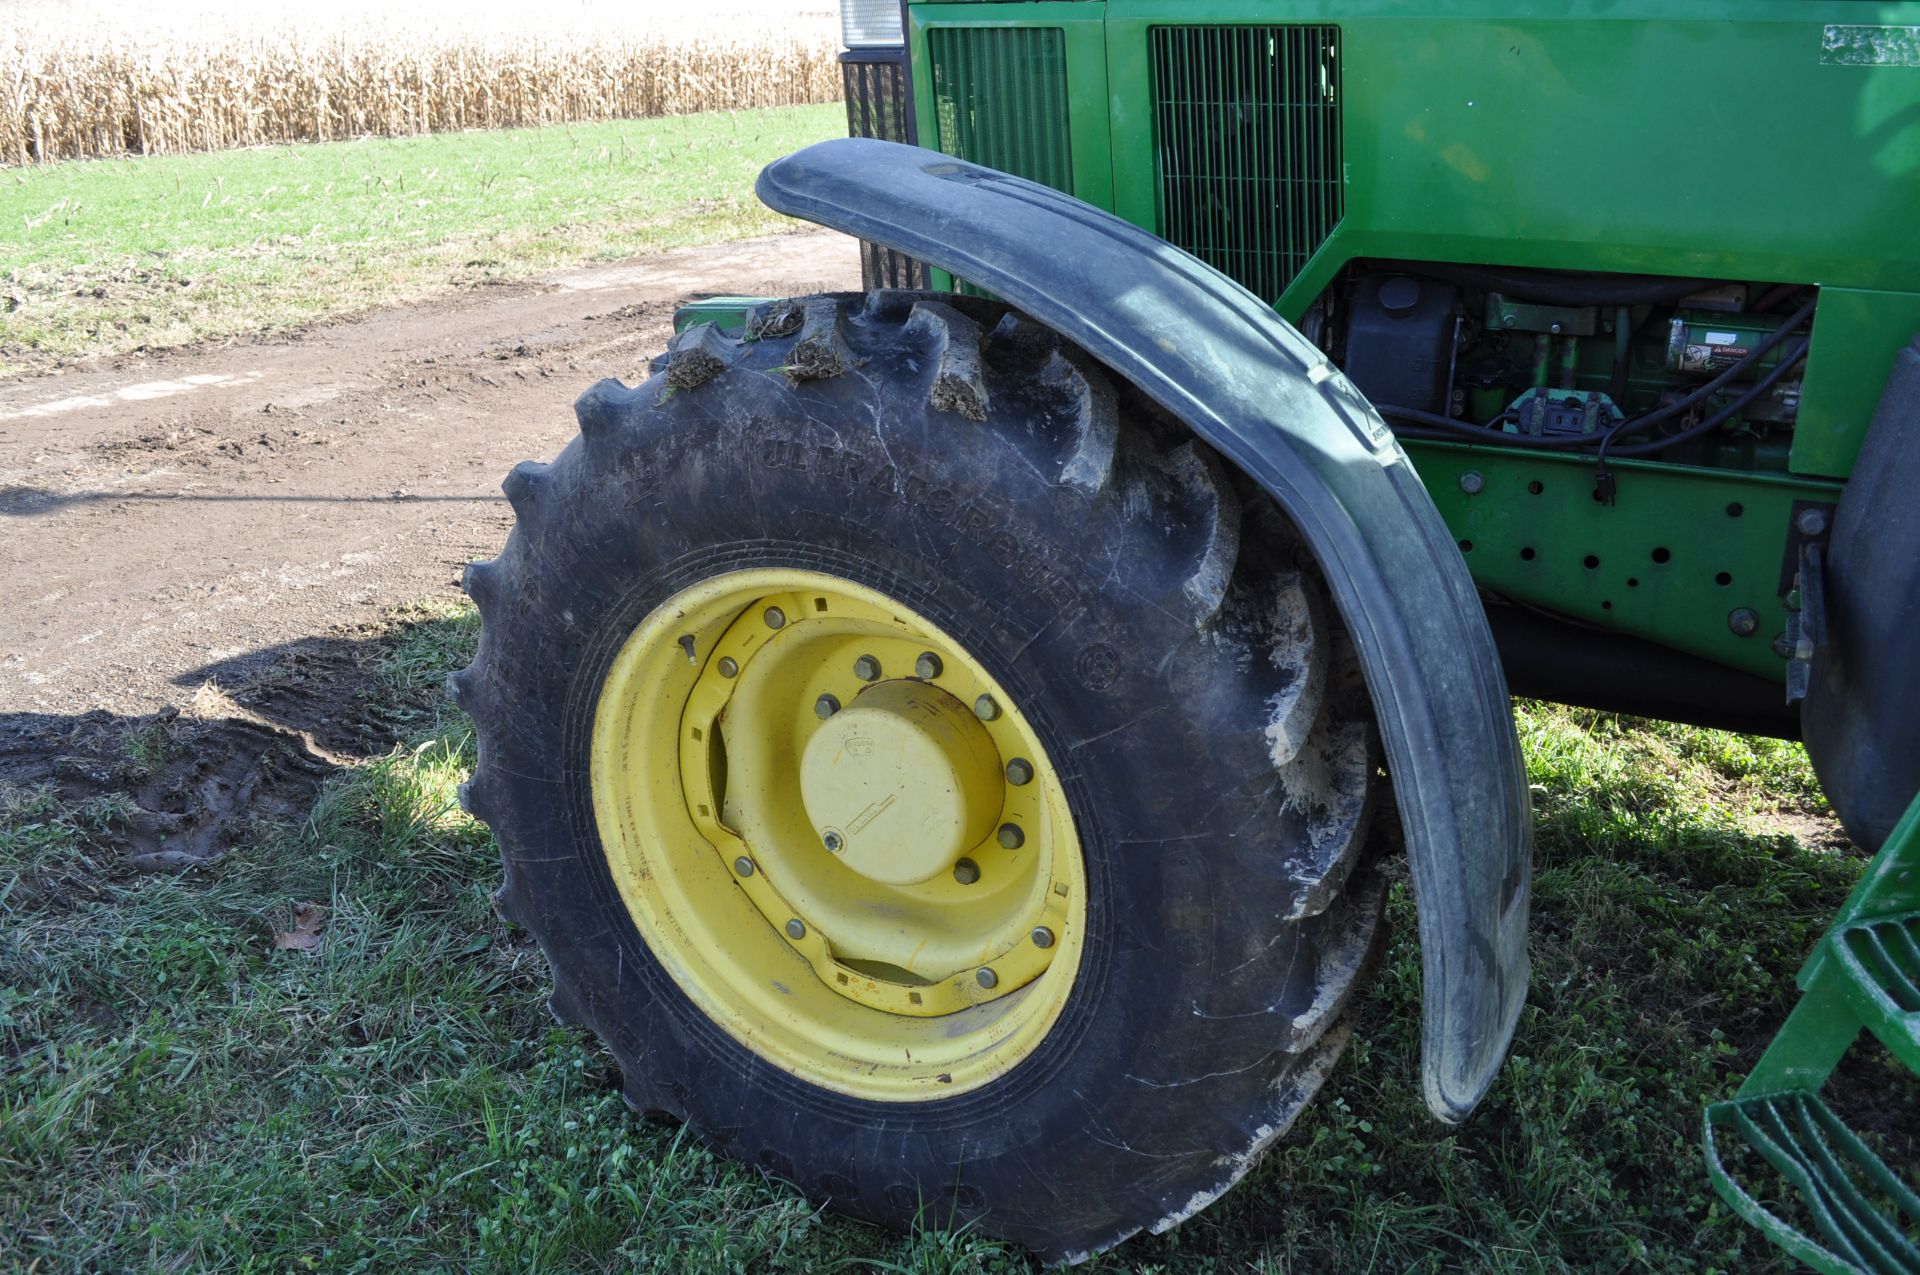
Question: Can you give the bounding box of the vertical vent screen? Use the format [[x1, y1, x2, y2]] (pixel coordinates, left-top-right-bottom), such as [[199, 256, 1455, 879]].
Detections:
[[843, 56, 925, 289], [843, 58, 910, 145], [929, 27, 1073, 194], [1153, 25, 1343, 304]]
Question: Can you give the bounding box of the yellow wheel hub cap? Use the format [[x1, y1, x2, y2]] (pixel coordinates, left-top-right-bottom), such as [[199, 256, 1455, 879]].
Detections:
[[590, 568, 1085, 1100], [799, 680, 1002, 887]]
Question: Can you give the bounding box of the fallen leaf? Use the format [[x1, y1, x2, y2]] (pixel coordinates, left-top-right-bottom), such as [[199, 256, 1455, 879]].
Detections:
[[274, 902, 327, 953]]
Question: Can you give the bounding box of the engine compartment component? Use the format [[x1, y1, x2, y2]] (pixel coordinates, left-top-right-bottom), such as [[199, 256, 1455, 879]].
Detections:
[[1509, 387, 1625, 439], [1341, 275, 1458, 415], [1666, 309, 1791, 380], [1320, 264, 1817, 474]]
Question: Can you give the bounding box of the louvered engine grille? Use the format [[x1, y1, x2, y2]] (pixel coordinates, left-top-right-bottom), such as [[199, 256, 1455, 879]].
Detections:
[[842, 54, 925, 289], [1152, 25, 1344, 304], [844, 57, 910, 146], [929, 27, 1073, 194]]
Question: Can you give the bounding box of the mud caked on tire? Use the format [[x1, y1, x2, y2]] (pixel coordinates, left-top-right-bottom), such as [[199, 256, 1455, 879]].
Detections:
[[454, 291, 1386, 1261]]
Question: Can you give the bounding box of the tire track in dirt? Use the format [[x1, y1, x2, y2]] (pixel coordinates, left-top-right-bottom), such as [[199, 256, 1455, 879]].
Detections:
[[0, 229, 861, 718]]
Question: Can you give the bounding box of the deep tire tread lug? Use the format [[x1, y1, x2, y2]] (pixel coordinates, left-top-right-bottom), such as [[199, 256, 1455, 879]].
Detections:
[[746, 298, 806, 341], [1041, 345, 1118, 495], [784, 299, 855, 380], [665, 322, 738, 391], [501, 459, 550, 520], [1281, 867, 1387, 1052], [1160, 440, 1242, 627], [461, 559, 498, 609], [904, 299, 991, 420], [574, 377, 633, 443]]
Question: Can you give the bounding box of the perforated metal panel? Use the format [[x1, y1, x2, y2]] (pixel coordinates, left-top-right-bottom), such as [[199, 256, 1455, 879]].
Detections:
[[1152, 25, 1344, 304], [929, 27, 1073, 194]]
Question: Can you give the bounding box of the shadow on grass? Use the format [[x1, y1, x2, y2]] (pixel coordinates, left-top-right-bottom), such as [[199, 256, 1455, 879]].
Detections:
[[2, 610, 1907, 1272]]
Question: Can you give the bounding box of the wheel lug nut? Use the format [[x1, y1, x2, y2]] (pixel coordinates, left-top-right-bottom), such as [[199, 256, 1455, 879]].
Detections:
[[915, 651, 943, 679], [853, 654, 882, 681], [733, 856, 755, 877], [975, 967, 999, 990], [1031, 926, 1055, 949], [763, 606, 786, 630], [823, 831, 844, 853], [785, 918, 806, 940], [1005, 758, 1033, 786], [952, 857, 980, 885], [998, 823, 1024, 850], [814, 693, 840, 719], [716, 656, 739, 679], [973, 694, 1000, 721]]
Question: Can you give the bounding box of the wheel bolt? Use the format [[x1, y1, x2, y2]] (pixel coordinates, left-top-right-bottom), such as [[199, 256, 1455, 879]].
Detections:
[[1031, 926, 1055, 949], [915, 651, 943, 679], [733, 856, 755, 877], [785, 918, 806, 940], [815, 693, 840, 719], [717, 656, 739, 679], [973, 694, 1000, 721], [823, 831, 844, 853], [853, 654, 882, 681], [764, 606, 786, 630], [998, 823, 1024, 850], [952, 857, 980, 885], [975, 967, 999, 990], [1728, 608, 1760, 637], [1005, 758, 1033, 786]]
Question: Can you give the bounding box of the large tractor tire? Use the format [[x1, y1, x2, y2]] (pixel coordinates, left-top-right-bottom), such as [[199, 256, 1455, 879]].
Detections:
[[453, 291, 1387, 1261]]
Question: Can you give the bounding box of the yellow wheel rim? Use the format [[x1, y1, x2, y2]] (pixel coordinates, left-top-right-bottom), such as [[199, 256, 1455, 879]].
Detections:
[[591, 568, 1086, 1100]]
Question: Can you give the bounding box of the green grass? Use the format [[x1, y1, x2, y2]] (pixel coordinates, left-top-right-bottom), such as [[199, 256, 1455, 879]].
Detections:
[[1, 602, 1905, 1272], [0, 104, 845, 377]]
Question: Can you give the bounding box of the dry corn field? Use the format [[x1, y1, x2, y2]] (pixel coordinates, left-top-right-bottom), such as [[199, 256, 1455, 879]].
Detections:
[[2, 0, 843, 165]]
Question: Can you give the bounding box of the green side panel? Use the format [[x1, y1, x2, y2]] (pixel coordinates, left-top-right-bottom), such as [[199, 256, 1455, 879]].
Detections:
[[1792, 287, 1920, 477], [1105, 1, 1920, 291], [1149, 24, 1343, 306], [1405, 441, 1840, 682]]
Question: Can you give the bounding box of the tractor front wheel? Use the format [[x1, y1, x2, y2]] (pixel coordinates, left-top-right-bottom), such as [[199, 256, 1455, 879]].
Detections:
[[454, 292, 1386, 1260]]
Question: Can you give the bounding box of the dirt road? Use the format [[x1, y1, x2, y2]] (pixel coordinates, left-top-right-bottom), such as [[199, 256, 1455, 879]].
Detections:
[[0, 229, 862, 718]]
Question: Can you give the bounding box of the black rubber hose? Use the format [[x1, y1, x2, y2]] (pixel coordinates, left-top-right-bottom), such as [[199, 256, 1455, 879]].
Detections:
[[1604, 338, 1809, 459]]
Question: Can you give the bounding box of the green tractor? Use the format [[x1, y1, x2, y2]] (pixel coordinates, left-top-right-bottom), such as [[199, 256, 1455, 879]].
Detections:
[[450, 1, 1920, 1264]]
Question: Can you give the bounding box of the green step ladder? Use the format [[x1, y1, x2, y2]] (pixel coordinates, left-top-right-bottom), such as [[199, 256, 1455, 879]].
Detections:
[[1706, 786, 1920, 1273]]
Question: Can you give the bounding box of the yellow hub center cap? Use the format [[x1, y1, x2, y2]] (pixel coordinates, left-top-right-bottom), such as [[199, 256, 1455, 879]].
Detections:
[[799, 681, 1003, 886]]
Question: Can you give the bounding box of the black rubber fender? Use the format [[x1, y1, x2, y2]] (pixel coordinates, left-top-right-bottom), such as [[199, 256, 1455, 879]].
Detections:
[[756, 139, 1531, 1123]]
